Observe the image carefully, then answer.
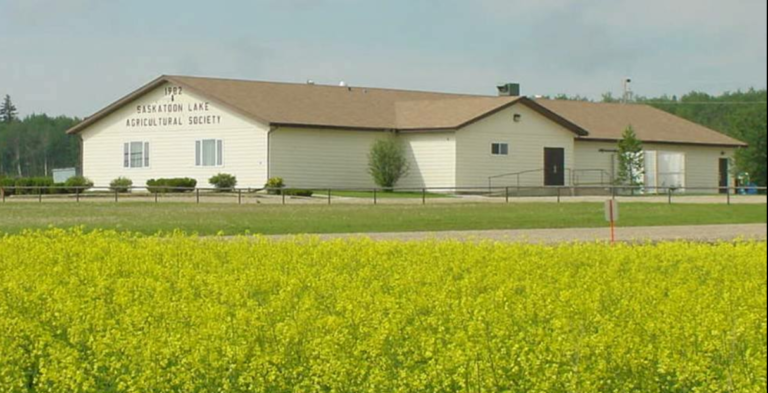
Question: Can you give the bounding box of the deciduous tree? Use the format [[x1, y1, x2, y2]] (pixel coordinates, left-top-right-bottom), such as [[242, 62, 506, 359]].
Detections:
[[368, 137, 410, 190]]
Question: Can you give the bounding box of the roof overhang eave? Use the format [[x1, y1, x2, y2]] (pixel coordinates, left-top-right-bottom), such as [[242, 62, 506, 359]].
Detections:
[[577, 137, 749, 148]]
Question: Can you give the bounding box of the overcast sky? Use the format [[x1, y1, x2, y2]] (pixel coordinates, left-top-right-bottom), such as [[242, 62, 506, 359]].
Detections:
[[1, 0, 766, 117]]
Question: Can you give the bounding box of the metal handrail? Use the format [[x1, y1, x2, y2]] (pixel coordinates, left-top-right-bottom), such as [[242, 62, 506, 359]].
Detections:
[[488, 168, 574, 190], [572, 169, 613, 186], [488, 169, 544, 182]]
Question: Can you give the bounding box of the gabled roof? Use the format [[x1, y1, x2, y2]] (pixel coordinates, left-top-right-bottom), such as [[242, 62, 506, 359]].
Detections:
[[65, 75, 588, 135], [65, 75, 747, 148], [536, 99, 747, 147]]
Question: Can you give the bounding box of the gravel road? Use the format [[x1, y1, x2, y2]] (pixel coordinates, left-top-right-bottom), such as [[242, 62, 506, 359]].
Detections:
[[268, 224, 767, 244]]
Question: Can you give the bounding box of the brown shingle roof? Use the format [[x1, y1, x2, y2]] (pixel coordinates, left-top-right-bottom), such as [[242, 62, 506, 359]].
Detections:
[[66, 75, 586, 135], [536, 99, 747, 147], [394, 96, 520, 130], [65, 75, 747, 147]]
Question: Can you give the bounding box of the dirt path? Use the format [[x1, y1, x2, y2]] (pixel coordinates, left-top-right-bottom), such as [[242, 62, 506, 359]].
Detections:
[[269, 224, 767, 243]]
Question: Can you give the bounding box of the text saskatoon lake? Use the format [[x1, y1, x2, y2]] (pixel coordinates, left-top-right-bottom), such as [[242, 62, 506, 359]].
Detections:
[[126, 101, 223, 128]]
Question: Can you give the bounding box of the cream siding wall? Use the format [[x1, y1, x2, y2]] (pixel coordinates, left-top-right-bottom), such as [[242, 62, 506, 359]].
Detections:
[[455, 105, 576, 188], [269, 128, 456, 189], [80, 83, 269, 189], [269, 127, 386, 189], [399, 132, 456, 189], [574, 140, 737, 191]]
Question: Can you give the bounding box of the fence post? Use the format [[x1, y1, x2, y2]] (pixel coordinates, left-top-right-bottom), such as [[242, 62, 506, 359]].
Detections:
[[422, 188, 426, 205], [76, 188, 80, 203], [668, 188, 673, 205], [557, 187, 561, 203], [373, 189, 377, 205], [727, 187, 731, 206], [238, 189, 242, 205], [282, 190, 286, 205], [506, 187, 509, 203], [196, 188, 200, 204], [328, 189, 332, 205], [155, 191, 158, 204]]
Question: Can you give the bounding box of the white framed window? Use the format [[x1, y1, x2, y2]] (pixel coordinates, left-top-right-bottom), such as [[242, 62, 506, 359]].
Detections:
[[123, 141, 150, 168], [491, 143, 509, 156], [644, 151, 686, 191], [196, 139, 224, 167]]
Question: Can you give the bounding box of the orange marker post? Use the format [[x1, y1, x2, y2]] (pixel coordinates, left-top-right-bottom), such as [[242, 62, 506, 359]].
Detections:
[[605, 199, 619, 244]]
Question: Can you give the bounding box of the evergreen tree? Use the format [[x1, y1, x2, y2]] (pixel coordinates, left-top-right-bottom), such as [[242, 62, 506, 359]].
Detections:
[[617, 126, 645, 189], [0, 95, 18, 123]]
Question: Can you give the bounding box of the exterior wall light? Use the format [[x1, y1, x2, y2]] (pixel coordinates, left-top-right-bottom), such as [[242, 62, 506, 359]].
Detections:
[[513, 114, 522, 123]]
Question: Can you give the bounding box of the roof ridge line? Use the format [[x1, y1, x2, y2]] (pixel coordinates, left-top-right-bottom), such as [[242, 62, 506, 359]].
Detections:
[[166, 74, 499, 99]]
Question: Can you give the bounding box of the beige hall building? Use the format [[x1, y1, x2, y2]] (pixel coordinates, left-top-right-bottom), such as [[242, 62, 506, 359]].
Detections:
[[67, 75, 747, 192]]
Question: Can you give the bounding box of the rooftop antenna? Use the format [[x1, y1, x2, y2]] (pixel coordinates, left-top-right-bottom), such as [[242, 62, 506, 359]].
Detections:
[[622, 78, 633, 104]]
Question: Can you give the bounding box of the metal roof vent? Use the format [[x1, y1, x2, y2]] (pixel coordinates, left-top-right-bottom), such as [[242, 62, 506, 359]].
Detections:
[[497, 83, 521, 97]]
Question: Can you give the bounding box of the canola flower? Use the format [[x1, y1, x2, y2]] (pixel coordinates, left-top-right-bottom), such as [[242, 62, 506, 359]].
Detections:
[[0, 229, 765, 393]]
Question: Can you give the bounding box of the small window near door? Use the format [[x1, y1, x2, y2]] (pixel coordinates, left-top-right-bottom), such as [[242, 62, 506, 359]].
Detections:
[[491, 143, 509, 156]]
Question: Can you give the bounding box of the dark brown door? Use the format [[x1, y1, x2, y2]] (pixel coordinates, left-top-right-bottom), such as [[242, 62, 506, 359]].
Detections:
[[719, 158, 730, 194], [544, 148, 566, 186]]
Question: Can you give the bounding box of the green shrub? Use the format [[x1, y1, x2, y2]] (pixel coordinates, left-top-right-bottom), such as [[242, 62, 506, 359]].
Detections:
[[64, 176, 94, 193], [51, 183, 70, 195], [265, 177, 285, 195], [284, 189, 314, 197], [209, 173, 237, 191], [32, 177, 55, 194], [146, 179, 166, 194], [368, 137, 410, 189], [0, 177, 55, 195], [0, 177, 16, 196], [110, 177, 134, 193], [146, 178, 197, 193], [12, 178, 35, 195]]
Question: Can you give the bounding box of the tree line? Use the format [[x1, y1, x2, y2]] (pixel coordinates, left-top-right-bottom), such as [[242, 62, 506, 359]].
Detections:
[[0, 95, 81, 178], [1, 88, 766, 186]]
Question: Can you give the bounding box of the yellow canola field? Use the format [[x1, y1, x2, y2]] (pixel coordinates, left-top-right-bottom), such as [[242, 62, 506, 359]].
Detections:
[[0, 229, 766, 393]]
